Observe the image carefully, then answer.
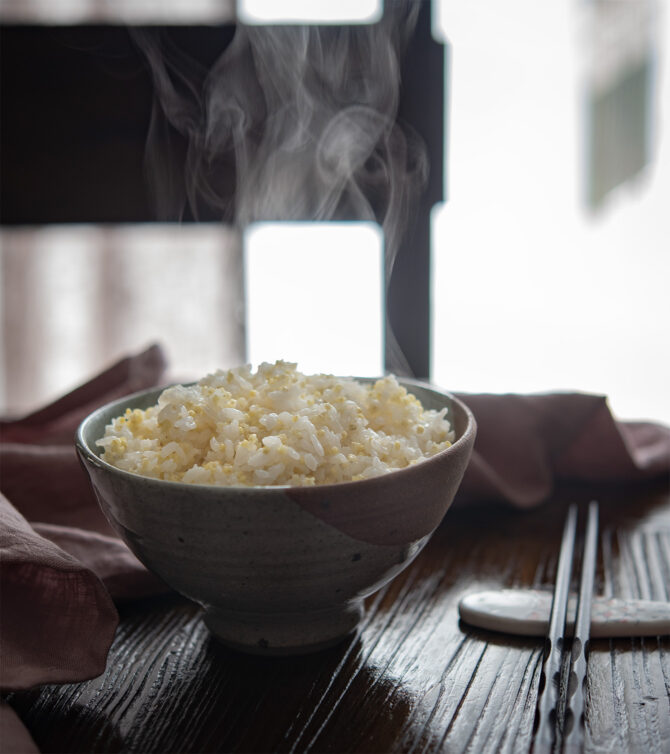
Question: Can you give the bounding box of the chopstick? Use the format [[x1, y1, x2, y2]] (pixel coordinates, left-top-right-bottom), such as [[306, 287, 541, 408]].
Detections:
[[533, 501, 599, 753], [563, 501, 598, 753], [533, 504, 578, 752]]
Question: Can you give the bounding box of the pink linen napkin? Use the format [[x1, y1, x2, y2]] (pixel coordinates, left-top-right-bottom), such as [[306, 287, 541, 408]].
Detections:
[[1, 347, 669, 751], [0, 492, 118, 690], [1, 343, 170, 534], [454, 391, 670, 507], [1, 702, 39, 754], [1, 345, 170, 689], [1, 345, 171, 752]]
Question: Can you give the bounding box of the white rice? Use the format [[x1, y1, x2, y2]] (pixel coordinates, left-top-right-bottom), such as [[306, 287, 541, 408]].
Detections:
[[96, 361, 454, 487]]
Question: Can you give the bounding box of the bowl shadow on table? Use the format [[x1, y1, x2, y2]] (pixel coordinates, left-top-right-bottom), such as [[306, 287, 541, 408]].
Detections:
[[212, 636, 414, 752], [3, 616, 541, 754], [10, 593, 408, 754], [186, 589, 544, 753], [6, 589, 420, 754]]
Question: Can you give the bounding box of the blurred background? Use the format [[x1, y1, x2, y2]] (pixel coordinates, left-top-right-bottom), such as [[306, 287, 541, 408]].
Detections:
[[1, 0, 668, 423]]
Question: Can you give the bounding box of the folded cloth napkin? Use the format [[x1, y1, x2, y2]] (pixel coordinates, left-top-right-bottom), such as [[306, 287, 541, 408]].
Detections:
[[454, 392, 670, 507], [1, 345, 170, 752], [1, 347, 669, 751]]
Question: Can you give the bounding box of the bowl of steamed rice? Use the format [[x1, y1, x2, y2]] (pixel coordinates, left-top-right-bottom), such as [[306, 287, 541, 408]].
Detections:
[[76, 361, 476, 654]]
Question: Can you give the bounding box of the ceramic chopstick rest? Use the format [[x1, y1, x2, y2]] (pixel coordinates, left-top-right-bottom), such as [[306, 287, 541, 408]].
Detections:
[[458, 588, 670, 638]]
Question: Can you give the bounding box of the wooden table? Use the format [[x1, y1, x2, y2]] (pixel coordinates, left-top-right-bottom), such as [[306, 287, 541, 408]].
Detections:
[[7, 479, 670, 753]]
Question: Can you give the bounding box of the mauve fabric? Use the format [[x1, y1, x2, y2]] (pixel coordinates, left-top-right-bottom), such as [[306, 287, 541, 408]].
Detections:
[[1, 346, 170, 751], [0, 346, 169, 689], [1, 347, 669, 751], [1, 703, 39, 754], [453, 392, 670, 507], [0, 492, 118, 690]]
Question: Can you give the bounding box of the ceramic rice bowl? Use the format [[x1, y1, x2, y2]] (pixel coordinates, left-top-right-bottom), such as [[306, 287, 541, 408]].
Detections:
[[76, 378, 476, 654]]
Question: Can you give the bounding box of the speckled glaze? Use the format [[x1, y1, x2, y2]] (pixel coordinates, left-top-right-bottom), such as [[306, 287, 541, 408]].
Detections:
[[76, 378, 476, 654]]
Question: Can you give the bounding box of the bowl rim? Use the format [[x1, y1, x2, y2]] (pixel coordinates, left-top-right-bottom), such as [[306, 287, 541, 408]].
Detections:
[[75, 376, 477, 494]]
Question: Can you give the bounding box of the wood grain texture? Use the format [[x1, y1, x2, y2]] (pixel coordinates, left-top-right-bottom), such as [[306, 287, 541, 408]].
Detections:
[[6, 480, 670, 754]]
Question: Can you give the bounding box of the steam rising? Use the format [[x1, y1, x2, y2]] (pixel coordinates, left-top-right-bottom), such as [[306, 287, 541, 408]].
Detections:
[[133, 3, 427, 372]]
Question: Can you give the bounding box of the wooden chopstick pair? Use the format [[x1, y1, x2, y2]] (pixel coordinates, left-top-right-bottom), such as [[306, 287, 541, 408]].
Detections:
[[533, 501, 599, 753]]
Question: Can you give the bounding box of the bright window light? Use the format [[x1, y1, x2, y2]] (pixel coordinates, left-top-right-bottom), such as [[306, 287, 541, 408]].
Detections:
[[236, 0, 382, 25], [244, 222, 383, 377], [432, 0, 670, 424]]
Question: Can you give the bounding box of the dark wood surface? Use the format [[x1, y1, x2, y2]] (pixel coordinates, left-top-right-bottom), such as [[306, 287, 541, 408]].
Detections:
[[7, 479, 670, 753]]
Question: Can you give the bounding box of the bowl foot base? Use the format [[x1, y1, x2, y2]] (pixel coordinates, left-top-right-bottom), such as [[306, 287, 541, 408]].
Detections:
[[203, 601, 364, 655]]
